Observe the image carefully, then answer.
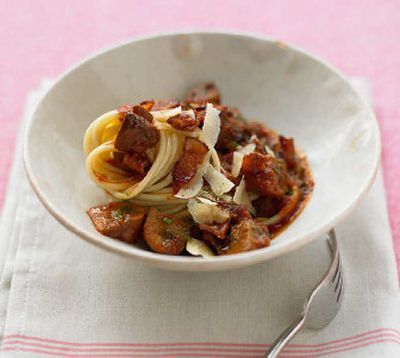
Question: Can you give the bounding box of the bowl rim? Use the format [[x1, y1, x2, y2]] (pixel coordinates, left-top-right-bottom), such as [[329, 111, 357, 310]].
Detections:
[[23, 30, 381, 271]]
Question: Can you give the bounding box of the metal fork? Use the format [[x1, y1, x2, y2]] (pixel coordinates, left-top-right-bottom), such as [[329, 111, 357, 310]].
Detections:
[[265, 229, 344, 357]]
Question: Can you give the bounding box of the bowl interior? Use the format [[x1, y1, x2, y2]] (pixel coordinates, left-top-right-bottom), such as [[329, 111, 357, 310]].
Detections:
[[25, 33, 379, 271]]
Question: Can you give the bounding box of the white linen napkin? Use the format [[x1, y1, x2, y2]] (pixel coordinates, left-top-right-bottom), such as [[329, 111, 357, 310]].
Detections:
[[0, 79, 399, 358]]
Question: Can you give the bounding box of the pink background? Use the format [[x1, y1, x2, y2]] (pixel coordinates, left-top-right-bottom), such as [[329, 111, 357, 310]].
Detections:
[[1, 0, 399, 274]]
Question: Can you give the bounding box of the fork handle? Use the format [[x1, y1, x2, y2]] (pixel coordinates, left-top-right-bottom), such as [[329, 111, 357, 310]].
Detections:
[[264, 314, 306, 358]]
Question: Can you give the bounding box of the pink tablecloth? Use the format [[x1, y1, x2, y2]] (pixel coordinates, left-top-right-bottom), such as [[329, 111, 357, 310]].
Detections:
[[0, 0, 399, 274]]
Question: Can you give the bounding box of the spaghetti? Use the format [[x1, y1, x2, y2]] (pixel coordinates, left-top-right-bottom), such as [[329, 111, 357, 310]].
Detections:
[[84, 105, 221, 214], [84, 83, 314, 257]]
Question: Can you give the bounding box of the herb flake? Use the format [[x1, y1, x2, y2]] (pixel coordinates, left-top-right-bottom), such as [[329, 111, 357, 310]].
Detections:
[[112, 209, 123, 220], [162, 217, 173, 224], [286, 188, 293, 196], [228, 141, 239, 151]]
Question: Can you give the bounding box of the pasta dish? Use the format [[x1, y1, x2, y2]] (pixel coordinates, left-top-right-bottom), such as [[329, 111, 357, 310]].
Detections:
[[84, 83, 314, 256]]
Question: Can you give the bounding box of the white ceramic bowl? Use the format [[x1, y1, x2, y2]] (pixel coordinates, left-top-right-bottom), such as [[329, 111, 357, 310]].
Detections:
[[24, 32, 380, 271]]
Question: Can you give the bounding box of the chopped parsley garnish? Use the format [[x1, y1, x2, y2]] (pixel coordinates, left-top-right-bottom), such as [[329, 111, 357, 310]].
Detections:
[[162, 217, 173, 224], [227, 141, 239, 150], [111, 209, 124, 220], [286, 188, 293, 196], [111, 205, 132, 220], [121, 205, 133, 214]]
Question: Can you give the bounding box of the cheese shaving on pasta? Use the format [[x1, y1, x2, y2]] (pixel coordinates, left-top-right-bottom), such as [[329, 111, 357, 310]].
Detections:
[[187, 199, 229, 224], [204, 164, 235, 196], [231, 143, 256, 178], [265, 145, 276, 158], [151, 106, 182, 122], [239, 143, 256, 155], [197, 197, 217, 205], [182, 109, 196, 118], [233, 178, 256, 215], [231, 152, 243, 178], [186, 237, 215, 257], [199, 103, 220, 149]]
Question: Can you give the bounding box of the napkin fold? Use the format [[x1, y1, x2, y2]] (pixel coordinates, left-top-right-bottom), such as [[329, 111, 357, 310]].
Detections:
[[0, 79, 399, 358]]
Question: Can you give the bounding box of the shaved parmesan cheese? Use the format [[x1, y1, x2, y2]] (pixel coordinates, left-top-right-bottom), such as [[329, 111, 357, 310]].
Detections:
[[221, 194, 232, 202], [231, 143, 256, 178], [182, 109, 196, 118], [175, 153, 211, 199], [198, 191, 232, 203], [238, 143, 256, 155], [265, 145, 275, 158], [249, 134, 258, 142], [175, 178, 204, 200], [233, 178, 246, 204], [197, 197, 217, 205], [199, 103, 220, 149], [233, 178, 256, 215], [204, 164, 235, 196], [151, 106, 182, 122], [231, 152, 244, 178], [186, 237, 214, 257], [187, 199, 229, 224], [197, 189, 216, 201], [210, 148, 221, 171]]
